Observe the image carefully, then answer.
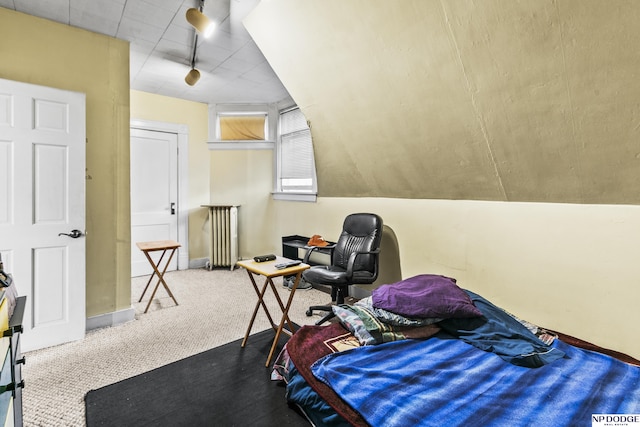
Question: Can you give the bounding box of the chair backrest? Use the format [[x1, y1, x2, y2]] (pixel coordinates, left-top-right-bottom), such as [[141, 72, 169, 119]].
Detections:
[[332, 213, 383, 280]]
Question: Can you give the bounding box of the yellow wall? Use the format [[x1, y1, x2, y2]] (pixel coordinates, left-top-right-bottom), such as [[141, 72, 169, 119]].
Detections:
[[234, 0, 640, 358], [210, 148, 273, 255], [3, 6, 639, 360], [246, 0, 640, 204], [130, 90, 210, 261], [0, 8, 130, 317], [275, 198, 640, 361], [211, 147, 640, 359]]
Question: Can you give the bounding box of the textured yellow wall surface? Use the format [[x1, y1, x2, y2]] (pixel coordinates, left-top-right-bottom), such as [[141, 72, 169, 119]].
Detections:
[[3, 3, 639, 360], [246, 0, 640, 204], [239, 0, 640, 357], [0, 8, 131, 317]]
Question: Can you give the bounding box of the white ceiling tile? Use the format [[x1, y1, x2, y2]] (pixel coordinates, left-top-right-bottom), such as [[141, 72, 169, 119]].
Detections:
[[116, 16, 168, 43], [208, 65, 240, 81], [218, 55, 253, 73], [162, 21, 193, 45], [5, 0, 289, 105], [16, 0, 70, 24], [123, 0, 177, 28], [232, 41, 264, 65], [129, 38, 157, 56], [141, 0, 183, 12], [242, 62, 279, 85], [210, 29, 247, 51], [70, 11, 120, 36], [70, 0, 126, 19], [203, 0, 231, 21], [129, 55, 147, 80]]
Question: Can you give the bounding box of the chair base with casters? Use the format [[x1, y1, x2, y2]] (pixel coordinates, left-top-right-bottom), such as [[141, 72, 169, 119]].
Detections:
[[305, 284, 347, 324], [302, 213, 383, 325]]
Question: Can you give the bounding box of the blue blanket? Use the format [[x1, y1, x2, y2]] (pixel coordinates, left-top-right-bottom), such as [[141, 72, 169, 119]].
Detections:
[[311, 334, 640, 427], [438, 290, 565, 367]]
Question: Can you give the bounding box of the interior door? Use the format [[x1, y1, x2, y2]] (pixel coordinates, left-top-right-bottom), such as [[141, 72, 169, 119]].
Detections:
[[130, 128, 178, 277], [0, 78, 86, 352]]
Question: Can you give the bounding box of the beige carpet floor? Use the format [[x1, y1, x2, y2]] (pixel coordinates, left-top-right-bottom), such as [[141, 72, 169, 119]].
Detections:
[[22, 267, 332, 426]]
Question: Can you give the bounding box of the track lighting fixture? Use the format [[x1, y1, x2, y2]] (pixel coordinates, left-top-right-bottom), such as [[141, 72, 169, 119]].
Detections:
[[186, 5, 215, 38], [184, 1, 211, 86], [185, 68, 201, 86], [185, 28, 201, 86]]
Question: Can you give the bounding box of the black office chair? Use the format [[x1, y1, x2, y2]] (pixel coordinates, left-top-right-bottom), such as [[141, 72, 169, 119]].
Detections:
[[304, 213, 383, 325]]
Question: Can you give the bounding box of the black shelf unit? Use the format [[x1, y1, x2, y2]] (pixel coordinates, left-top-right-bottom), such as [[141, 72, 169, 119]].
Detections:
[[281, 235, 334, 265]]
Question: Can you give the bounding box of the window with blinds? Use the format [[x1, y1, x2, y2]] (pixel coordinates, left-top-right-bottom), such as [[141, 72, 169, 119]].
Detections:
[[277, 108, 316, 195]]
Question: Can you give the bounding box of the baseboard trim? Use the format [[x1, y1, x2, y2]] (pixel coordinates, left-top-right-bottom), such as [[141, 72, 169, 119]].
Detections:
[[86, 306, 136, 331]]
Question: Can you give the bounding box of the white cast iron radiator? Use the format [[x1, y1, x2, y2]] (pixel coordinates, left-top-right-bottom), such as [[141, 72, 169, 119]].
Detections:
[[204, 205, 239, 270]]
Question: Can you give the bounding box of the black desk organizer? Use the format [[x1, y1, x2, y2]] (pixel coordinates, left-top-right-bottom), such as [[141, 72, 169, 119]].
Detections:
[[281, 235, 335, 265], [281, 235, 335, 294]]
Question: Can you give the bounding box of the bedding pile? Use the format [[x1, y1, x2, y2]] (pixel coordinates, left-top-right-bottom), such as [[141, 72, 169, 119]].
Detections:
[[273, 274, 640, 427]]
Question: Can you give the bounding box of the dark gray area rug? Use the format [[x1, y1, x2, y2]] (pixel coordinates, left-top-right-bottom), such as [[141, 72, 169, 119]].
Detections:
[[85, 329, 308, 426]]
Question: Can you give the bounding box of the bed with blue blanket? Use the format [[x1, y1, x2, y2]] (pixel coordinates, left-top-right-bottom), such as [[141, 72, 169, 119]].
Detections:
[[273, 274, 640, 427]]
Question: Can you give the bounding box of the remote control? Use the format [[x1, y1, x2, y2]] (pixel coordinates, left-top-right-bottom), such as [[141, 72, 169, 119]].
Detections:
[[253, 254, 276, 263], [275, 260, 302, 269]]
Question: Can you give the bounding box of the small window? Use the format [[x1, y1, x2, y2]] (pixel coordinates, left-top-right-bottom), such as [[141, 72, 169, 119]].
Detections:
[[275, 107, 317, 199], [217, 113, 267, 141]]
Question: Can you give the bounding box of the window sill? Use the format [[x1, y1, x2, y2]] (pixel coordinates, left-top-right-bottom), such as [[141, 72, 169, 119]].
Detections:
[[272, 192, 317, 202], [207, 141, 274, 150]]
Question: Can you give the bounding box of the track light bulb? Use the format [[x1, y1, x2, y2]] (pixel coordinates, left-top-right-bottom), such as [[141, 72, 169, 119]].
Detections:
[[186, 8, 216, 38], [185, 68, 201, 86]]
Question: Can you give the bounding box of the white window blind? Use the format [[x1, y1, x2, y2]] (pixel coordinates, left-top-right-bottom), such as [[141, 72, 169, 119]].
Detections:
[[277, 108, 316, 194]]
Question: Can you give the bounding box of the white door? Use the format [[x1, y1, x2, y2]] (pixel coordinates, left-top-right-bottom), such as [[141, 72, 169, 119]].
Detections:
[[130, 128, 178, 277], [0, 78, 86, 352]]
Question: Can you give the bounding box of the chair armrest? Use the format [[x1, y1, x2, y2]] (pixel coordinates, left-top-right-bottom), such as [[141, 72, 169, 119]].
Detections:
[[345, 249, 380, 278], [302, 244, 336, 264]]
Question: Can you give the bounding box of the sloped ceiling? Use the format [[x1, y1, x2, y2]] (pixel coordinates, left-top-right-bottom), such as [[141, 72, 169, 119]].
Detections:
[[245, 0, 640, 203]]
